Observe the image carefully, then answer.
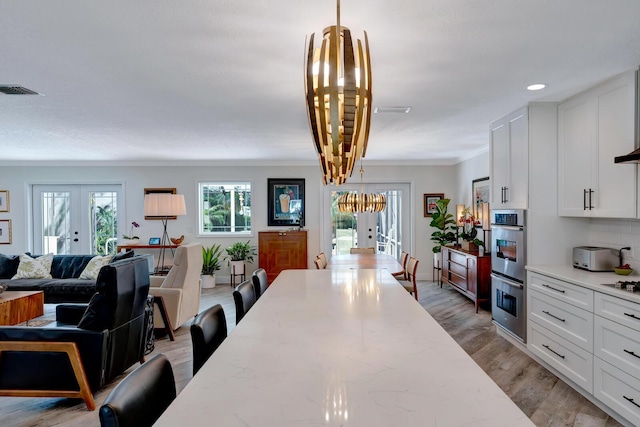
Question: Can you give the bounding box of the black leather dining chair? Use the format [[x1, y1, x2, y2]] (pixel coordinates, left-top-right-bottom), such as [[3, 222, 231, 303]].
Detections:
[[190, 304, 227, 375], [233, 280, 256, 324], [251, 268, 268, 300], [99, 353, 176, 427]]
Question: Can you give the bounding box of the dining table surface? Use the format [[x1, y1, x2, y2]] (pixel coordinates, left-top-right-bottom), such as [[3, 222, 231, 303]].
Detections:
[[326, 252, 404, 275], [153, 269, 533, 427]]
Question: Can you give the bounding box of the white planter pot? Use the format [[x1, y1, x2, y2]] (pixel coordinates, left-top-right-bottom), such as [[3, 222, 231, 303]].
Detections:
[[121, 238, 140, 246], [433, 251, 442, 269], [229, 260, 245, 275], [201, 274, 216, 289]]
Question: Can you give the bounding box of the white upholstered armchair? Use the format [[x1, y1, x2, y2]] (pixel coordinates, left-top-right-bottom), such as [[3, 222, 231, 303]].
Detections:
[[149, 242, 203, 331]]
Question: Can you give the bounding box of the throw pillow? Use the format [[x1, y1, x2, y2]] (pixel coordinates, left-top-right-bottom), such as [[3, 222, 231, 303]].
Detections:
[[79, 255, 113, 280], [110, 250, 135, 263], [11, 253, 54, 279]]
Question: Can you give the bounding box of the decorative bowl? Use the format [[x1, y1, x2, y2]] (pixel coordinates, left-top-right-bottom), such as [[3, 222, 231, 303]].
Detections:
[[614, 267, 633, 276]]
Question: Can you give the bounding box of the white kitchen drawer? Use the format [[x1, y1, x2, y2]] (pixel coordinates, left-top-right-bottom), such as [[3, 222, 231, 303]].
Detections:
[[528, 272, 594, 311], [529, 289, 593, 351], [528, 321, 593, 393], [595, 292, 640, 331], [595, 315, 640, 381], [594, 357, 640, 427]]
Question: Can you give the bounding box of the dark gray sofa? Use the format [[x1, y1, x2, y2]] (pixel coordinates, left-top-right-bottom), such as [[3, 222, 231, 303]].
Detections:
[[0, 252, 134, 303]]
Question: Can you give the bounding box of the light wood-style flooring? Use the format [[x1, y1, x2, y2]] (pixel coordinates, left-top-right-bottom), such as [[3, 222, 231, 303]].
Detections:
[[0, 280, 625, 427]]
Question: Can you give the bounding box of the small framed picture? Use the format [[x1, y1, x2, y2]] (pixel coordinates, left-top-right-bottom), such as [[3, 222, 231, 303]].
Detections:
[[424, 193, 444, 217], [0, 190, 9, 212], [0, 220, 11, 244], [148, 237, 161, 245], [472, 177, 491, 228]]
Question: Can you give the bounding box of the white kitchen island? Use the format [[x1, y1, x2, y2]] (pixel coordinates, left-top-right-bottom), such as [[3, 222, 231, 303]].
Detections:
[[154, 269, 533, 426]]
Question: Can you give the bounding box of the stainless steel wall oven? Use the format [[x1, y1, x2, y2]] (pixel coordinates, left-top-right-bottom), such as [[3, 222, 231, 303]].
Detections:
[[490, 209, 527, 341]]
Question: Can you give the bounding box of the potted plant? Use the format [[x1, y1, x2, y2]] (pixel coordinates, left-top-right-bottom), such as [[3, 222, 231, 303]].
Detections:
[[458, 205, 484, 252], [201, 243, 223, 288], [429, 198, 457, 267], [121, 221, 141, 245], [225, 240, 257, 278]]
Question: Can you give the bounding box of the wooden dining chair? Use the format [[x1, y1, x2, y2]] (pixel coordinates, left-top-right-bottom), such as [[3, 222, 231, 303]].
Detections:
[[317, 252, 327, 266], [350, 247, 375, 254], [190, 304, 227, 376], [392, 251, 409, 281], [314, 258, 323, 269], [398, 257, 419, 301], [233, 280, 256, 324]]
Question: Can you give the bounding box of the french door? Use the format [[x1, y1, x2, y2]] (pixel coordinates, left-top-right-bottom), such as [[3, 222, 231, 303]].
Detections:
[[324, 183, 411, 259], [32, 184, 123, 255]]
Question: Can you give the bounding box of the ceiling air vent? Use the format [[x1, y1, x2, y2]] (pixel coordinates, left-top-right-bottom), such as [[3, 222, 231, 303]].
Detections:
[[373, 106, 411, 114], [0, 85, 40, 95]]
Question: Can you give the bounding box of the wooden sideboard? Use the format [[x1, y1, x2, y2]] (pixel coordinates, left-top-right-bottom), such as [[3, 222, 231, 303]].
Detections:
[[258, 230, 308, 283], [441, 246, 491, 313]]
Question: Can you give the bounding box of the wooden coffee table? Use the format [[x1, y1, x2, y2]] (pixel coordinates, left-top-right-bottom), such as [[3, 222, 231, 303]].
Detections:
[[0, 291, 45, 326]]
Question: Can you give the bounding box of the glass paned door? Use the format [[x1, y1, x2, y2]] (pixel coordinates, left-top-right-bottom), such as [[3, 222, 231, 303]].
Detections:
[[33, 185, 122, 255], [325, 183, 410, 258]]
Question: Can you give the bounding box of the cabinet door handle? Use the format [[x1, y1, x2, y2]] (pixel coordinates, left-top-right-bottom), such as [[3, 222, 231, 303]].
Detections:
[[624, 395, 640, 408], [583, 189, 588, 210], [541, 283, 566, 294], [542, 344, 565, 359], [624, 349, 640, 359], [504, 186, 508, 203], [624, 312, 640, 321], [588, 188, 594, 210], [542, 310, 566, 322]]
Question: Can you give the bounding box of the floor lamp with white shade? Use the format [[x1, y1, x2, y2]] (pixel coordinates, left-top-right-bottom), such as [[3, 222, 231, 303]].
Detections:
[[143, 193, 187, 274]]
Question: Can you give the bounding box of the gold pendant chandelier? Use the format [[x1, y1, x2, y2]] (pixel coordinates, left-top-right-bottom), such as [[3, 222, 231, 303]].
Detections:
[[304, 0, 373, 186], [337, 163, 386, 213]]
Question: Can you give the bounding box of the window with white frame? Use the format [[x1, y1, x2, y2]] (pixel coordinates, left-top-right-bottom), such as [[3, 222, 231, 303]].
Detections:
[[198, 182, 252, 235]]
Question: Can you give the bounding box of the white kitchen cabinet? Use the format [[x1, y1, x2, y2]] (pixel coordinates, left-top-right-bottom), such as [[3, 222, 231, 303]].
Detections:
[[558, 69, 637, 218], [490, 106, 528, 209], [527, 267, 640, 426]]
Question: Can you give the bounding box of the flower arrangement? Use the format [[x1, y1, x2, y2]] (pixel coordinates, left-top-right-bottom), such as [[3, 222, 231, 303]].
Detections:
[[458, 206, 480, 242], [458, 206, 485, 250], [122, 221, 140, 240]]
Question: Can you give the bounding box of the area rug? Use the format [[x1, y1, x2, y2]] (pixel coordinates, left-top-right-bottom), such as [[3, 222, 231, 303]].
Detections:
[[16, 319, 54, 327]]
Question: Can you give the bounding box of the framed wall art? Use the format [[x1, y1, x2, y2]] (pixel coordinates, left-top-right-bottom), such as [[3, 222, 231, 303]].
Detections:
[[0, 219, 11, 244], [472, 177, 490, 227], [267, 178, 305, 226], [0, 190, 9, 212], [423, 193, 444, 217], [144, 188, 177, 220]]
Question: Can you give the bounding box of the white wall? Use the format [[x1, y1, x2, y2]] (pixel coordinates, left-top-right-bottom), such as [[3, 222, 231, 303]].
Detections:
[[455, 150, 490, 207], [0, 163, 458, 281]]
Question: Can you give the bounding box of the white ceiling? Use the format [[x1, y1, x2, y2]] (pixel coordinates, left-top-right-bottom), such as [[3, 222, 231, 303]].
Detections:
[[2, 0, 640, 165]]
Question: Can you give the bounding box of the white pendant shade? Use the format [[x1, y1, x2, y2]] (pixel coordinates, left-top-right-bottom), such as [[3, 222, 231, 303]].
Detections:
[[144, 193, 187, 217]]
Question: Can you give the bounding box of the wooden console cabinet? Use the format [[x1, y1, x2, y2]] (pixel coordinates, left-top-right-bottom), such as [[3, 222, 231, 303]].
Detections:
[[441, 246, 491, 313], [258, 230, 308, 283]]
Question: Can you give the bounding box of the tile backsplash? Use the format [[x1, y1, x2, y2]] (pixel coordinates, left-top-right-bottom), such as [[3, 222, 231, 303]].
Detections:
[[589, 218, 638, 268]]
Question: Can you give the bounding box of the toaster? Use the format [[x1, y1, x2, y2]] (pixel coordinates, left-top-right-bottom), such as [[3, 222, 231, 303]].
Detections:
[[572, 246, 618, 272]]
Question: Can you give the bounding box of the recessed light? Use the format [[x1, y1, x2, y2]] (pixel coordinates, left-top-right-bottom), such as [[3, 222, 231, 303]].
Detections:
[[527, 83, 546, 91]]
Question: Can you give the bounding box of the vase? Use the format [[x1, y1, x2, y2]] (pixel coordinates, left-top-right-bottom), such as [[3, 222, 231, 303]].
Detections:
[[201, 274, 216, 289], [461, 240, 478, 252]]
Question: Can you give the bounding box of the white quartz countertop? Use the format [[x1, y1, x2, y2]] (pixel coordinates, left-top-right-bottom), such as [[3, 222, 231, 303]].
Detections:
[[526, 264, 640, 304], [154, 269, 533, 427]]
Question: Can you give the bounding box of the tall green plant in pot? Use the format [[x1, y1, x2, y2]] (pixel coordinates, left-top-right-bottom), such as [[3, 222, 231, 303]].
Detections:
[[201, 243, 223, 288], [429, 198, 457, 268], [225, 241, 257, 280]]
